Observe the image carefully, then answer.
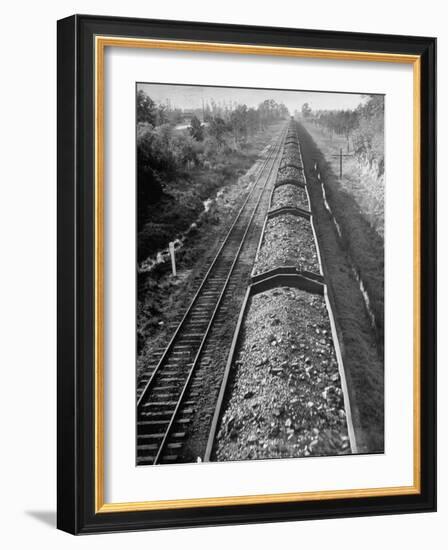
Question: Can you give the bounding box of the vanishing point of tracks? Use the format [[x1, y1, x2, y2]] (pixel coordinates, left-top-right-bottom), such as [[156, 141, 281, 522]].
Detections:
[[137, 126, 287, 465]]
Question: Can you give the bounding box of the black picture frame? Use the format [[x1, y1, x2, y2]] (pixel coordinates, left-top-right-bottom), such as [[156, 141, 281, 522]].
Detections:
[[57, 14, 436, 534]]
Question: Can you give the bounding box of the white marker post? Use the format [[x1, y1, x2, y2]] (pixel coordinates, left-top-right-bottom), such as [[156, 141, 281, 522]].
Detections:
[[169, 241, 177, 277]]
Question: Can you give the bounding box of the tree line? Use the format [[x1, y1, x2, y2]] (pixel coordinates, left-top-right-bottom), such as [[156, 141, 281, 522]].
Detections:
[[137, 90, 289, 228], [137, 90, 288, 131], [298, 95, 384, 175]]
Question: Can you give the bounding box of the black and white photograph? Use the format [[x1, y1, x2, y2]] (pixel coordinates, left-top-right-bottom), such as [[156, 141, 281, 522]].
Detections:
[[136, 83, 385, 466], [0, 0, 439, 542]]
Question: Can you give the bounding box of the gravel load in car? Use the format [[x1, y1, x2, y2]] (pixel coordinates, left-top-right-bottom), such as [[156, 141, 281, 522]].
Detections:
[[271, 184, 310, 211], [280, 155, 303, 169], [214, 287, 350, 461], [284, 139, 299, 147], [284, 142, 301, 151], [282, 145, 302, 159], [253, 214, 320, 275], [276, 168, 306, 186], [284, 137, 299, 145], [276, 165, 303, 183]]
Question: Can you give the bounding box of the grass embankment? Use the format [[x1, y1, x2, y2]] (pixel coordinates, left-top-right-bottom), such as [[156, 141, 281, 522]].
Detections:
[[137, 123, 283, 367], [301, 121, 384, 237], [300, 120, 384, 357], [138, 149, 256, 263], [296, 122, 384, 453]]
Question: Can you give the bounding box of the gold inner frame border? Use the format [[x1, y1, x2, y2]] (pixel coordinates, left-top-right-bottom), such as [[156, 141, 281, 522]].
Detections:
[[94, 35, 421, 513]]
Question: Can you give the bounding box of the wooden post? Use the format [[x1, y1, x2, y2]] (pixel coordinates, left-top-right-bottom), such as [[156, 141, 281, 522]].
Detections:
[[169, 241, 176, 277], [332, 149, 353, 179]]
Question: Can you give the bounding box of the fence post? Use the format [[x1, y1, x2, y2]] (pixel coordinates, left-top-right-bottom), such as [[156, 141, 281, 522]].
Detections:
[[169, 241, 177, 277]]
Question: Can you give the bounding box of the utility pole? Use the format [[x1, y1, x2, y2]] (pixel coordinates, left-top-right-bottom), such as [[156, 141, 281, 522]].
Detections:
[[331, 147, 354, 179]]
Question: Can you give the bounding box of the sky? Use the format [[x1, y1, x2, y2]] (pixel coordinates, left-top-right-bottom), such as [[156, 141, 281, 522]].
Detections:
[[137, 83, 376, 113]]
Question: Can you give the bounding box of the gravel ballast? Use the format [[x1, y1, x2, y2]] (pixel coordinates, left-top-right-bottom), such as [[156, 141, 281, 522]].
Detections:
[[214, 287, 350, 461], [271, 184, 309, 211], [253, 214, 320, 275]]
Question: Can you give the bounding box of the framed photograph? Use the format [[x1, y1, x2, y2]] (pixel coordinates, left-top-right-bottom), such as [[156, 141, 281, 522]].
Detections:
[[57, 14, 436, 534]]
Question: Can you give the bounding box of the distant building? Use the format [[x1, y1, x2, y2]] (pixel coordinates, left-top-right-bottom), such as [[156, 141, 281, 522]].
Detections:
[[179, 110, 203, 125]]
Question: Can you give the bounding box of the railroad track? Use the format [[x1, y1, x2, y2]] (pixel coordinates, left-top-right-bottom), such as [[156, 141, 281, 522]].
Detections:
[[136, 125, 287, 465]]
